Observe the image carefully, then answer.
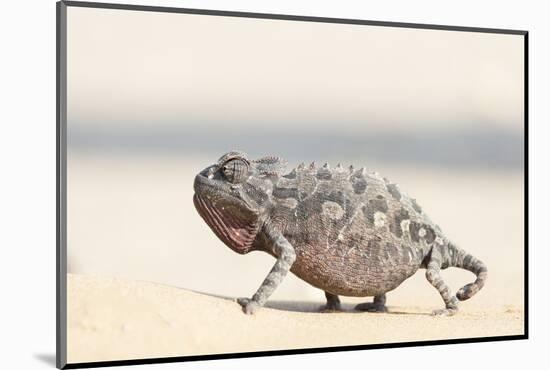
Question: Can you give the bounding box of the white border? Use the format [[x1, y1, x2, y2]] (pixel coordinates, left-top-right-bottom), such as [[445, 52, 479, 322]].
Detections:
[[2, 1, 546, 369]]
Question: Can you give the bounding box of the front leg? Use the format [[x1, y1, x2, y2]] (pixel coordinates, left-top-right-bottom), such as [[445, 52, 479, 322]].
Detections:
[[237, 231, 296, 315]]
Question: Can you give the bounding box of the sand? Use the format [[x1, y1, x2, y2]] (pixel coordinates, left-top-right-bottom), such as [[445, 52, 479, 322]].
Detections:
[[67, 273, 524, 364]]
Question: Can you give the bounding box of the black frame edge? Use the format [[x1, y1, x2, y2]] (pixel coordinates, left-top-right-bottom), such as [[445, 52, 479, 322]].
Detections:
[[523, 32, 529, 338], [56, 1, 68, 369], [62, 0, 527, 35]]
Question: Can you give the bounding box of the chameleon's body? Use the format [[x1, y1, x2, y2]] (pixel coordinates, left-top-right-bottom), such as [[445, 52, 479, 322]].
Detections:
[[193, 151, 487, 315]]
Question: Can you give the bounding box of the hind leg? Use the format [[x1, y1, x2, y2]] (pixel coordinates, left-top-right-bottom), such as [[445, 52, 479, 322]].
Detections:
[[355, 294, 387, 312], [319, 292, 342, 312], [426, 248, 459, 316]]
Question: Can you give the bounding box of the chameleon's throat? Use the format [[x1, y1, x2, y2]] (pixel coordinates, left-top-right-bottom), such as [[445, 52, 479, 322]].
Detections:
[[193, 194, 258, 254]]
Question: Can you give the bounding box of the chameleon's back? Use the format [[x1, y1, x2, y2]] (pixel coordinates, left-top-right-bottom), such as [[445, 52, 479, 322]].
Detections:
[[265, 163, 444, 297]]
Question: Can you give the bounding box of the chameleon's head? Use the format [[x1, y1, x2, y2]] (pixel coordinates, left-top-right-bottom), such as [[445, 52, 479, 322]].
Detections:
[[193, 150, 287, 254]]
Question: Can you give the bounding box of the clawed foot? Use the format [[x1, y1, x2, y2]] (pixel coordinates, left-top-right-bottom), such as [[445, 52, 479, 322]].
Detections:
[[432, 297, 459, 316], [237, 297, 261, 315], [319, 301, 342, 313], [354, 302, 387, 313], [431, 307, 458, 316]]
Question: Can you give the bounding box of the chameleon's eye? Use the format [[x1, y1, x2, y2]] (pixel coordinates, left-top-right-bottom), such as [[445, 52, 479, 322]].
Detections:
[[221, 159, 249, 183]]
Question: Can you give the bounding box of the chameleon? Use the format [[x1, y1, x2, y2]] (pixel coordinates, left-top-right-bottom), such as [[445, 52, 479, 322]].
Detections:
[[193, 150, 487, 316]]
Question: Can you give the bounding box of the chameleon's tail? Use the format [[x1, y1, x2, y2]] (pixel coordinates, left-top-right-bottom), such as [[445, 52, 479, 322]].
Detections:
[[448, 243, 488, 301]]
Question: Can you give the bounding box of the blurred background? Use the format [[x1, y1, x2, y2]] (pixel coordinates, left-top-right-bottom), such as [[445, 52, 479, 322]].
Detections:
[[66, 6, 524, 308]]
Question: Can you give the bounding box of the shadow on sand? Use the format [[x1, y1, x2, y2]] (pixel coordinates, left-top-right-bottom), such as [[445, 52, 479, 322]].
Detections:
[[264, 300, 432, 316], [187, 288, 431, 316]]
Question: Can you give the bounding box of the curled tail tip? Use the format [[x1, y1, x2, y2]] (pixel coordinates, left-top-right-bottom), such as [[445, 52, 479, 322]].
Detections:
[[456, 265, 487, 301], [450, 244, 488, 301], [456, 282, 482, 301]]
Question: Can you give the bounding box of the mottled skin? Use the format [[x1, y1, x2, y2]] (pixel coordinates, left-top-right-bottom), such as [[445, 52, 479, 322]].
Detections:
[[193, 151, 487, 316]]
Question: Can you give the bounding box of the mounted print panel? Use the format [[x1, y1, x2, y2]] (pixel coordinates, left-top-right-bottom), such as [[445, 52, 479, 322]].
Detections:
[[57, 1, 527, 368]]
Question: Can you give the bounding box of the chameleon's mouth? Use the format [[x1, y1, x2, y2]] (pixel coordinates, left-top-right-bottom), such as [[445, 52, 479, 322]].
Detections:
[[193, 193, 258, 254]]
